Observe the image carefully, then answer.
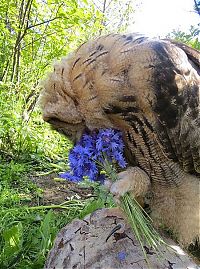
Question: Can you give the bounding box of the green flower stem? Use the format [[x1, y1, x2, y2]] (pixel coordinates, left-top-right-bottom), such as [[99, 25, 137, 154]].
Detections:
[[27, 200, 85, 210], [36, 169, 58, 176], [100, 159, 171, 267]]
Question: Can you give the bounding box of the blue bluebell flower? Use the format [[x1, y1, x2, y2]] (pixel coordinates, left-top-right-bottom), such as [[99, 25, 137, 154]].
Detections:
[[112, 151, 127, 168], [68, 145, 92, 167], [81, 132, 97, 151], [60, 128, 127, 183]]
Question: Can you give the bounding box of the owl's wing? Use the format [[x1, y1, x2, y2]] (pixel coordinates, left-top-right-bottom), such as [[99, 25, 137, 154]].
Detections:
[[95, 35, 200, 178], [151, 40, 200, 175]]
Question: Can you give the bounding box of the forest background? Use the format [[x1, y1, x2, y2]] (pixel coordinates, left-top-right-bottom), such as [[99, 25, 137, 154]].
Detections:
[[0, 0, 199, 268]]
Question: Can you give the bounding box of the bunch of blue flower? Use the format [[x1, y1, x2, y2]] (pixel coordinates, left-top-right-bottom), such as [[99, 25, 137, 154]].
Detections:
[[60, 129, 167, 263], [60, 129, 127, 183]]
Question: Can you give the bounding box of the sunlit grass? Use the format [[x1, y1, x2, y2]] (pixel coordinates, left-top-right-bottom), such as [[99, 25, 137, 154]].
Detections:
[[0, 206, 84, 268], [0, 158, 110, 268]]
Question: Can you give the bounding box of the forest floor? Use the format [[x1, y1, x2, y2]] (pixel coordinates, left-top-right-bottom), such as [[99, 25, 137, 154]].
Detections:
[[0, 161, 199, 268], [30, 173, 94, 205], [0, 161, 109, 269]]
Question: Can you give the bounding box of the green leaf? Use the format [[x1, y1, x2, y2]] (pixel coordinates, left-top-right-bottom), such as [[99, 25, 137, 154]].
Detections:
[[1, 222, 23, 263]]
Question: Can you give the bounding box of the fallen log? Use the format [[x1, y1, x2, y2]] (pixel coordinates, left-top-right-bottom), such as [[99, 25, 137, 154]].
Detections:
[[45, 208, 200, 269]]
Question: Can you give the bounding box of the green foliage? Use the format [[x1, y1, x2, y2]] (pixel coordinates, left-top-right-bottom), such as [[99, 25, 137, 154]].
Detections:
[[0, 166, 107, 269], [0, 207, 83, 269], [0, 0, 103, 84], [0, 154, 114, 268], [0, 0, 133, 85], [167, 25, 200, 50], [0, 81, 72, 162], [78, 183, 115, 219], [0, 161, 38, 210], [1, 222, 23, 268], [0, 0, 103, 162], [0, 160, 83, 269]]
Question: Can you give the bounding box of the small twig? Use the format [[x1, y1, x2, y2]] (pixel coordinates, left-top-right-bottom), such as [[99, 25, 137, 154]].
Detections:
[[26, 17, 61, 30]]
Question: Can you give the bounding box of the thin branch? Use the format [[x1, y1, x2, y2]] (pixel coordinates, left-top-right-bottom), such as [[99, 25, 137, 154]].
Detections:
[[26, 3, 65, 79], [92, 0, 102, 11], [106, 0, 113, 9], [99, 0, 107, 35], [15, 16, 61, 50], [26, 16, 61, 30], [11, 0, 34, 82], [1, 60, 10, 81], [102, 0, 107, 13], [21, 31, 57, 49], [21, 0, 33, 29]]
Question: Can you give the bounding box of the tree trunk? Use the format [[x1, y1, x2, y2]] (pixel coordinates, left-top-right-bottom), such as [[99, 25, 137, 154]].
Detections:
[[45, 208, 199, 269]]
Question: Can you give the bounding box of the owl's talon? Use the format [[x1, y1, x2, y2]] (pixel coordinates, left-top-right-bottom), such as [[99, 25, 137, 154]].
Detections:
[[106, 167, 150, 200]]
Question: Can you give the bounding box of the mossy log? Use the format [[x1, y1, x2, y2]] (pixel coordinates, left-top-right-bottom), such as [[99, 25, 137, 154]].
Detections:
[[45, 208, 199, 269]]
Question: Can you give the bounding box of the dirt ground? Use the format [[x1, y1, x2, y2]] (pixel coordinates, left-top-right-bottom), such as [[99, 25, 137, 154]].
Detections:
[[30, 172, 95, 205]]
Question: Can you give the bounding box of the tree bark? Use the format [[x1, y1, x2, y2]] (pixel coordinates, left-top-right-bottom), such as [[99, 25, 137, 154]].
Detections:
[[45, 208, 199, 269]]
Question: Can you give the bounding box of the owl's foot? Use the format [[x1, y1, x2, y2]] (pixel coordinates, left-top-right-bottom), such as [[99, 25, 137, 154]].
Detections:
[[105, 167, 150, 203]]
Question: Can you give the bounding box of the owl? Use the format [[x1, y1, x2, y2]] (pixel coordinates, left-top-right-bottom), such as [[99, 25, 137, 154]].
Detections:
[[40, 33, 200, 247]]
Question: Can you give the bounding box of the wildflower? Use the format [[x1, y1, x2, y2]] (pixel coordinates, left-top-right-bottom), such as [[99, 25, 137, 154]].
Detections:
[[112, 151, 127, 168], [96, 129, 124, 152], [81, 132, 97, 150], [68, 145, 92, 168], [60, 128, 126, 182]]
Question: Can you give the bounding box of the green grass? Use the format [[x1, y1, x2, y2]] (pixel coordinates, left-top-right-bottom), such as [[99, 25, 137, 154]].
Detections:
[[0, 204, 90, 269], [0, 160, 112, 268]]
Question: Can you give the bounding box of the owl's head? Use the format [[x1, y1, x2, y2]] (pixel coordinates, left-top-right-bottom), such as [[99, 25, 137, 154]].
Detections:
[[39, 57, 86, 143], [39, 56, 115, 143], [40, 34, 143, 143]]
